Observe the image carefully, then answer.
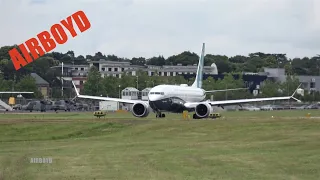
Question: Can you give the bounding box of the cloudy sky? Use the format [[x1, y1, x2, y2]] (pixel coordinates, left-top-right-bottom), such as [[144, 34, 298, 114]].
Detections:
[[1, 0, 319, 59]]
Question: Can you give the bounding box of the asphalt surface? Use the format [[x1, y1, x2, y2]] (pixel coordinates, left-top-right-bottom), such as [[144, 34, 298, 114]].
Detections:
[[0, 109, 91, 114]]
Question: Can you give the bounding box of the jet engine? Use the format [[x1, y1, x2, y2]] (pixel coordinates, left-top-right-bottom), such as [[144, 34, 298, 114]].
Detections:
[[195, 103, 213, 118], [131, 102, 150, 117]]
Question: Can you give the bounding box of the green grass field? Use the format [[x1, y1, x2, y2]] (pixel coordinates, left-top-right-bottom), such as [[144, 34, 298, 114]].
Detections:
[[0, 110, 320, 180]]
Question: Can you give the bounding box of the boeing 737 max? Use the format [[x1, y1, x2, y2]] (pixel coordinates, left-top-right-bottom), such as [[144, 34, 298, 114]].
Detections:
[[72, 43, 301, 119]]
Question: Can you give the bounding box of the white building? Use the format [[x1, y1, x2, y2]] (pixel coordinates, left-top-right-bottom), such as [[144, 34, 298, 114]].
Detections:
[[99, 101, 119, 111], [141, 88, 152, 100], [121, 87, 139, 100], [87, 60, 218, 78]]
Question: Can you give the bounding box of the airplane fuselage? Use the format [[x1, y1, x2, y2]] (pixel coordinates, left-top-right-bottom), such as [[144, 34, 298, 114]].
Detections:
[[148, 84, 206, 113]]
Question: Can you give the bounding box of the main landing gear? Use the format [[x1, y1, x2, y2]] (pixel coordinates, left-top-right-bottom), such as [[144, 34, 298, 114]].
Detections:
[[156, 112, 166, 118]]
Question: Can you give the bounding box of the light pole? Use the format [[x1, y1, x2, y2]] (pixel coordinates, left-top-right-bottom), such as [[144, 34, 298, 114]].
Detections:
[[136, 76, 139, 90], [118, 85, 121, 98]]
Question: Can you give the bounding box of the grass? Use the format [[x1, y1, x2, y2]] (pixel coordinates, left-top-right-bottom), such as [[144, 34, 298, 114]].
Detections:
[[0, 110, 320, 179]]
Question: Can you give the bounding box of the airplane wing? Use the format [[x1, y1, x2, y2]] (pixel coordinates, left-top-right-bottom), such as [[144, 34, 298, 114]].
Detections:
[[72, 81, 147, 104], [0, 92, 34, 94], [205, 88, 248, 93], [185, 84, 302, 108]]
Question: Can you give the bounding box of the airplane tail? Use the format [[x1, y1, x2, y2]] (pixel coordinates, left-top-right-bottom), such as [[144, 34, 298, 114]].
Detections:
[[191, 43, 205, 88]]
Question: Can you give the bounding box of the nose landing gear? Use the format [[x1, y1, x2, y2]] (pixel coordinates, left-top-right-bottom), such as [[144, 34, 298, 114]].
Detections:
[[156, 112, 166, 118]]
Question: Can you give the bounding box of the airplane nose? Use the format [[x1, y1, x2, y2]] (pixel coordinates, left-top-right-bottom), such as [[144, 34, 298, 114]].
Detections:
[[148, 95, 162, 101]]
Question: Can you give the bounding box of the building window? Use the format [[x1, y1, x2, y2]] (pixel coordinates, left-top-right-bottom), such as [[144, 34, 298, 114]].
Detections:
[[74, 81, 80, 85], [122, 68, 124, 71], [102, 68, 105, 71], [115, 68, 118, 72], [310, 82, 315, 88], [108, 68, 111, 71], [80, 81, 83, 85], [81, 68, 84, 71]]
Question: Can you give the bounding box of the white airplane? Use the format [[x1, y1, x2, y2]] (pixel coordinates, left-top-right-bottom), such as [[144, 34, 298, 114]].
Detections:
[[72, 43, 301, 119]]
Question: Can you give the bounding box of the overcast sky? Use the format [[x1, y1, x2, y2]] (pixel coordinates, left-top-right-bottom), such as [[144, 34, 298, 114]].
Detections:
[[1, 0, 319, 59]]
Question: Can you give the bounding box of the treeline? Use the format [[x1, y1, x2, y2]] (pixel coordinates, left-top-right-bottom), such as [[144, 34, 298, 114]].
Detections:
[[2, 45, 320, 79], [0, 45, 320, 101], [83, 66, 318, 102]]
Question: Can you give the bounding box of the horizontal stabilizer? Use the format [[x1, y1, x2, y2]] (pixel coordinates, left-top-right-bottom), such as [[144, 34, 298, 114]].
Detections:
[[185, 84, 303, 108]]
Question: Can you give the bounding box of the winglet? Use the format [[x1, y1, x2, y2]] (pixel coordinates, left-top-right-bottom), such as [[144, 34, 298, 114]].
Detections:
[[290, 83, 302, 102], [291, 83, 302, 97], [72, 81, 80, 96]]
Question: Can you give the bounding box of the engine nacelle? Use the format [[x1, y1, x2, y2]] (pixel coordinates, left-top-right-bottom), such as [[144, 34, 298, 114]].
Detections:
[[131, 102, 150, 118], [195, 103, 213, 118]]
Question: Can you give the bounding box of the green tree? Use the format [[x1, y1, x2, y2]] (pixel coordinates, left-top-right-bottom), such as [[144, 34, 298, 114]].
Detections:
[[259, 80, 282, 97], [146, 56, 166, 66], [102, 76, 119, 97], [280, 75, 300, 96], [15, 75, 42, 98], [83, 66, 104, 96]]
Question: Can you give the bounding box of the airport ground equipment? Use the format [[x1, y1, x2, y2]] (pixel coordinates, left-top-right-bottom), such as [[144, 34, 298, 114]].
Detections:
[[209, 113, 221, 119], [93, 111, 106, 118]]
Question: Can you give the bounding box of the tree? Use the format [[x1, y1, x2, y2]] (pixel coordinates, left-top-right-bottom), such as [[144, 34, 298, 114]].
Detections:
[[131, 57, 146, 66], [166, 51, 199, 65], [259, 80, 282, 97], [146, 56, 165, 66], [15, 75, 42, 98], [102, 76, 119, 97], [280, 75, 300, 96], [205, 54, 232, 74], [83, 66, 104, 96]]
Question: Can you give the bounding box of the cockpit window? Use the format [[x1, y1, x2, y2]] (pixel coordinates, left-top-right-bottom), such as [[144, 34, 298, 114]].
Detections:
[[150, 92, 164, 95]]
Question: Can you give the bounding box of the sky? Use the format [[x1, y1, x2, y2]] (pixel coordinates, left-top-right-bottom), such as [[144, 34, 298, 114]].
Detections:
[[0, 0, 320, 59]]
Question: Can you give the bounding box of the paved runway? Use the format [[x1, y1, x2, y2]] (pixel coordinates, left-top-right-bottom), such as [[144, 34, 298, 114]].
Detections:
[[0, 109, 91, 114]]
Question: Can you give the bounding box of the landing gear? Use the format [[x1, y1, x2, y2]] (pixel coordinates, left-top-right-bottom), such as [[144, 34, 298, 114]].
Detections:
[[193, 114, 200, 119], [156, 112, 166, 118]]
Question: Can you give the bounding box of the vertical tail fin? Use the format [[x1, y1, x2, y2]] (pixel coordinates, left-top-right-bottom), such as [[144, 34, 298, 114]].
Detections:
[[191, 43, 205, 88]]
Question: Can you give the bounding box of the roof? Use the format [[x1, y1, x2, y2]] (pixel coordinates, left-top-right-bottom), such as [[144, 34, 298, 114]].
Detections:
[[142, 88, 152, 92], [121, 87, 139, 92], [30, 73, 49, 85]]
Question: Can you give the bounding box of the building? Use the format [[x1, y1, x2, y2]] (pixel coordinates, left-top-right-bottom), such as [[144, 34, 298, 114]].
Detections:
[[51, 60, 218, 92], [121, 87, 139, 100], [263, 68, 320, 93], [30, 73, 50, 98], [89, 60, 218, 78], [50, 64, 88, 93], [141, 88, 152, 100]]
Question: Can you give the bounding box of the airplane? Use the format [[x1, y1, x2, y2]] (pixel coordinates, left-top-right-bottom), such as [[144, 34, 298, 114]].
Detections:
[[71, 43, 301, 119]]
